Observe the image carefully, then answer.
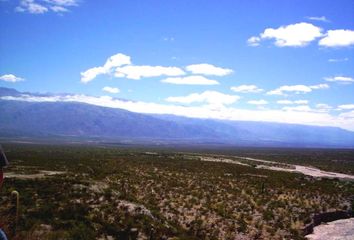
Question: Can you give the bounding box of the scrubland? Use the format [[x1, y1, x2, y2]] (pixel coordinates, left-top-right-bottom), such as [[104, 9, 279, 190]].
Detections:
[[1, 144, 353, 239]]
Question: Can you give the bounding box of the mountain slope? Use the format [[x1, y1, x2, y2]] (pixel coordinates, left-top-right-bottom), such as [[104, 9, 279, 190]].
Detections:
[[0, 100, 221, 140], [0, 87, 353, 147], [153, 114, 354, 147]]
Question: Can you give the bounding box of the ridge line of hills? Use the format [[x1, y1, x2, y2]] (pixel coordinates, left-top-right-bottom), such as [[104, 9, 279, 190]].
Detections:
[[0, 87, 353, 148]]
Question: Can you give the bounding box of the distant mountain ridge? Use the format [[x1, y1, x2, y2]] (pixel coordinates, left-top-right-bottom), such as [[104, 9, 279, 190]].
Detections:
[[0, 87, 353, 148]]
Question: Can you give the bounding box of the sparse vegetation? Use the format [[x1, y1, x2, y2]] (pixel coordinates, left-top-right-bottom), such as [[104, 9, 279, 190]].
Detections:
[[1, 144, 353, 239]]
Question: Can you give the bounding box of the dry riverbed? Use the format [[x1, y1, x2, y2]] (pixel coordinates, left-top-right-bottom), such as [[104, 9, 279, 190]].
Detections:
[[5, 170, 65, 179], [198, 155, 354, 180]]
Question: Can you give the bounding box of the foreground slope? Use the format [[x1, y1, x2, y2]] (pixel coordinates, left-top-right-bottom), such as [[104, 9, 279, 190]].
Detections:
[[1, 144, 354, 239]]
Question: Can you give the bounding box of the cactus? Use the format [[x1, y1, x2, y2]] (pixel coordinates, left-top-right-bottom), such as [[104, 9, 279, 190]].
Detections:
[[261, 182, 265, 194], [11, 190, 19, 236]]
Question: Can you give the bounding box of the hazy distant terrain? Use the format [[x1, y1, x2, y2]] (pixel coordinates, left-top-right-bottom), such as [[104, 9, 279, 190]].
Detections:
[[1, 87, 354, 148]]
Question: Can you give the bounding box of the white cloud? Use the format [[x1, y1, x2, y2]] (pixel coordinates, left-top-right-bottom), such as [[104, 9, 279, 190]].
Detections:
[[2, 94, 62, 102], [267, 85, 310, 95], [81, 53, 236, 83], [50, 5, 68, 12], [316, 103, 332, 112], [3, 93, 354, 131], [277, 100, 308, 105], [310, 83, 329, 90], [81, 67, 107, 83], [328, 58, 349, 63], [319, 29, 354, 47], [267, 84, 328, 96], [44, 0, 78, 6], [15, 0, 79, 14], [283, 104, 332, 113], [104, 54, 132, 70], [249, 22, 323, 47], [324, 76, 354, 83], [338, 104, 354, 110], [115, 65, 185, 80], [247, 36, 261, 46], [15, 0, 48, 14], [185, 64, 233, 76], [248, 99, 268, 105], [282, 105, 312, 112], [339, 110, 354, 119], [81, 53, 131, 83], [0, 74, 24, 82], [102, 86, 120, 94], [163, 37, 175, 42], [306, 16, 329, 22], [283, 104, 333, 113], [277, 100, 293, 105], [231, 85, 263, 93], [161, 76, 219, 85], [293, 100, 309, 105], [165, 91, 240, 106]]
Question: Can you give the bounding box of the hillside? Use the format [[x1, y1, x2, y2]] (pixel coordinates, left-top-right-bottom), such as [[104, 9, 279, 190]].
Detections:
[[0, 87, 354, 148]]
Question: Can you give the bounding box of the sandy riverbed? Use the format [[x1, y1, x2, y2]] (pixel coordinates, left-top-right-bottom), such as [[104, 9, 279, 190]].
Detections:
[[198, 155, 354, 180], [255, 164, 354, 180]]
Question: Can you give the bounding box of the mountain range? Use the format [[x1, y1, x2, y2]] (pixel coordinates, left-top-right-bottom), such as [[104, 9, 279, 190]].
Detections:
[[0, 87, 353, 148]]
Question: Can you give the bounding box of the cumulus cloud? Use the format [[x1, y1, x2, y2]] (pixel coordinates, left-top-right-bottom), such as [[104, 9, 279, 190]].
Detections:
[[2, 93, 354, 131], [324, 76, 354, 84], [115, 65, 185, 80], [161, 76, 219, 85], [0, 74, 25, 82], [81, 53, 237, 83], [248, 22, 323, 47], [248, 99, 268, 105], [165, 91, 240, 106], [15, 0, 78, 14], [81, 53, 131, 83], [319, 29, 354, 47], [102, 86, 120, 94], [267, 84, 328, 96], [277, 100, 308, 105], [185, 64, 233, 76], [306, 16, 329, 22], [81, 53, 186, 82], [338, 104, 354, 110], [231, 85, 263, 93]]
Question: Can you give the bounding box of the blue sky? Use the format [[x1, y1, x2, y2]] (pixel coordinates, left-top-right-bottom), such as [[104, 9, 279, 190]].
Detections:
[[1, 0, 354, 130]]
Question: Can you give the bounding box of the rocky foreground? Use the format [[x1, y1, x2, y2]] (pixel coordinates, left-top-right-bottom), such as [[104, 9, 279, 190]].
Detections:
[[306, 218, 354, 240]]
